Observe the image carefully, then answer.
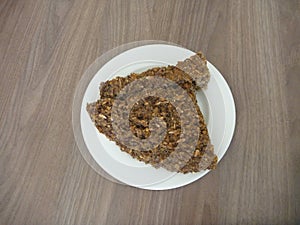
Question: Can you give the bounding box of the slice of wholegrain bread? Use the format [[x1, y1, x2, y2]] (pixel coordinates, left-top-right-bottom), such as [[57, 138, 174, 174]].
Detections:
[[87, 64, 217, 173]]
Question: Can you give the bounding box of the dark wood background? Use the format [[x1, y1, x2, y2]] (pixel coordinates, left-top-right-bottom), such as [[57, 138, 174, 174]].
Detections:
[[1, 0, 299, 224]]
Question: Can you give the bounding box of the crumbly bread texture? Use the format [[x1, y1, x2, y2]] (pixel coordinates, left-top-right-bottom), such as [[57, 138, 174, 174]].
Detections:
[[176, 52, 210, 89], [87, 53, 217, 173]]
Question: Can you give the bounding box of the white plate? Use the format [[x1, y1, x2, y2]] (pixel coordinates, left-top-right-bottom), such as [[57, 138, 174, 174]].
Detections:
[[80, 44, 236, 190]]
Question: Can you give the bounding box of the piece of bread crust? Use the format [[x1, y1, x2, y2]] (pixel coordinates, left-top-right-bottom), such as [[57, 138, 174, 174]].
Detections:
[[176, 52, 210, 89]]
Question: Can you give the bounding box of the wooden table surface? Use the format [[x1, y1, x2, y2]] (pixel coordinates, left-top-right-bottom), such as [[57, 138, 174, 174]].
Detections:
[[1, 0, 299, 224]]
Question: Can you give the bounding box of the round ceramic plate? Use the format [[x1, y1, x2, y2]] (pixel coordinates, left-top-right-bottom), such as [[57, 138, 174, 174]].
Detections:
[[79, 44, 236, 190]]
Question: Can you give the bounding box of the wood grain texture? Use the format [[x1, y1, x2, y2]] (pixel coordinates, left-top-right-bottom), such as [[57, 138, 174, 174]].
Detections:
[[0, 0, 299, 224]]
